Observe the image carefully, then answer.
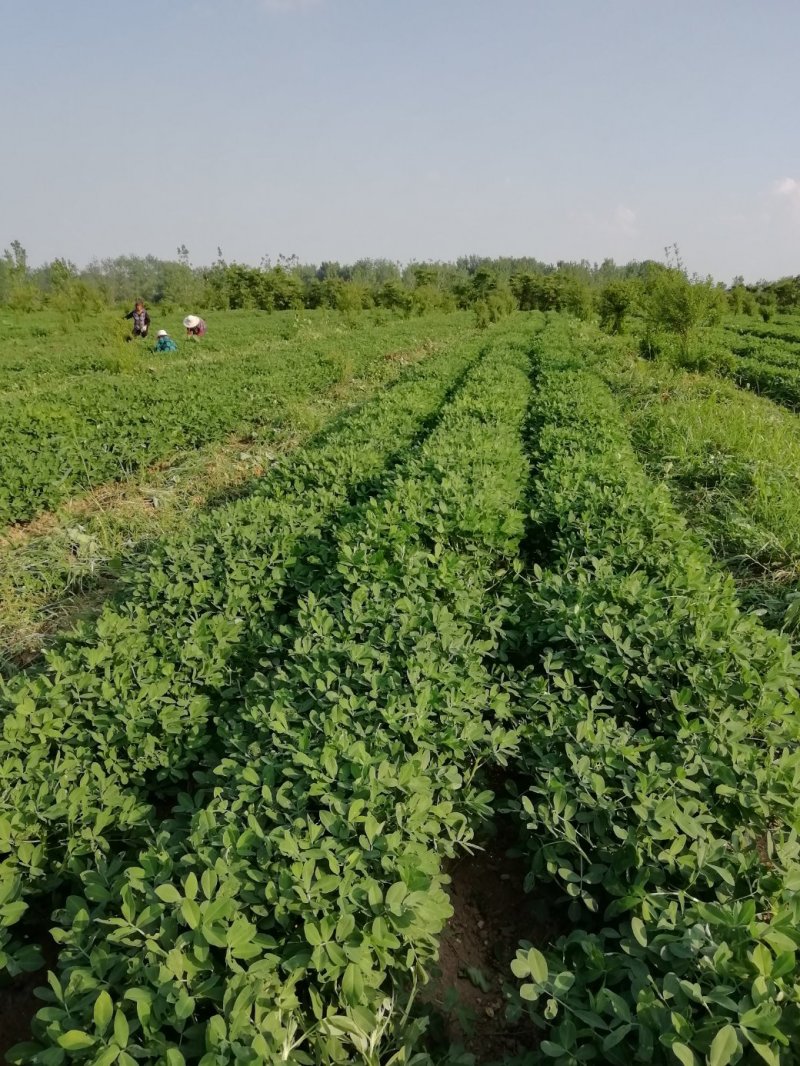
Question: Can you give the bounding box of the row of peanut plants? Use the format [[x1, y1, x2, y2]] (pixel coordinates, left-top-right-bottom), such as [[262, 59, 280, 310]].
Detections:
[[0, 312, 468, 526], [7, 335, 536, 1063], [725, 318, 800, 348], [0, 338, 485, 983], [715, 325, 800, 410], [503, 317, 800, 1065], [725, 332, 800, 372], [729, 358, 800, 412]]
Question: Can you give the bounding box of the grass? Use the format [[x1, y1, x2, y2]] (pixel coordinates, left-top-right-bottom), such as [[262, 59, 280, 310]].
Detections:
[[601, 342, 800, 632]]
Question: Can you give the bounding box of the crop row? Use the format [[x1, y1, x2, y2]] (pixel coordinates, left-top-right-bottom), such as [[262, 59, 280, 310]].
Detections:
[[726, 356, 800, 412], [0, 313, 470, 386], [725, 320, 800, 348], [0, 314, 468, 527], [8, 334, 536, 1063], [0, 337, 484, 981], [597, 349, 800, 630], [503, 317, 800, 1064], [724, 332, 800, 372]]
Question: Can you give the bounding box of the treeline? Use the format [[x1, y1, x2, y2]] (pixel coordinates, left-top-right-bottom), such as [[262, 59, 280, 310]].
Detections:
[[0, 238, 795, 325], [0, 241, 667, 320]]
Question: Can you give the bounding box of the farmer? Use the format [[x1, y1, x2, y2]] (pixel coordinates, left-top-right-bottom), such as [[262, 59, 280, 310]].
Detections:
[[183, 314, 207, 338], [124, 300, 150, 341], [153, 329, 177, 353]]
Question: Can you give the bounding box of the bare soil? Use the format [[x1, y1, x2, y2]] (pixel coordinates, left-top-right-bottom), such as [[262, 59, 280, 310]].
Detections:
[[422, 833, 557, 1063], [0, 933, 58, 1061]]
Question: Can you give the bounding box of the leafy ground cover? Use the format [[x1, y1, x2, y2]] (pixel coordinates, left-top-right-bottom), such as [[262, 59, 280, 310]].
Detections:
[[499, 316, 800, 1064], [724, 332, 800, 372], [0, 313, 469, 673], [0, 310, 470, 527], [727, 358, 800, 413], [4, 312, 800, 1066], [4, 330, 536, 1063], [711, 313, 800, 412], [724, 316, 800, 348], [0, 334, 486, 987], [600, 348, 800, 632]]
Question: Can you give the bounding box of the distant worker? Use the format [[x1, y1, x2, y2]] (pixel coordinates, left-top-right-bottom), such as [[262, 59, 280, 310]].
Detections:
[[183, 314, 207, 338], [153, 329, 177, 353], [124, 300, 150, 341]]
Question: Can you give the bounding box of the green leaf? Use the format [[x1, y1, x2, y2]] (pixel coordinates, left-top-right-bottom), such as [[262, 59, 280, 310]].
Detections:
[[744, 1032, 781, 1066], [342, 962, 364, 1005], [630, 916, 647, 947], [155, 884, 182, 904], [336, 912, 356, 942], [385, 881, 407, 913], [709, 1024, 740, 1066], [93, 991, 113, 1034], [671, 1042, 697, 1066], [526, 947, 549, 984], [92, 1048, 120, 1066], [181, 898, 202, 929], [113, 1011, 130, 1049], [58, 1031, 96, 1050], [602, 1023, 632, 1051], [540, 1041, 567, 1058], [465, 966, 491, 993]]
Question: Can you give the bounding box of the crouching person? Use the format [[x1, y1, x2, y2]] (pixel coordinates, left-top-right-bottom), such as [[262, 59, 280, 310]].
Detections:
[[183, 314, 207, 338], [153, 328, 177, 353]]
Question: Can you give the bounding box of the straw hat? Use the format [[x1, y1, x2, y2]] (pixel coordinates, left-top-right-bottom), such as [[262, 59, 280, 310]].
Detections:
[[183, 315, 200, 329], [157, 329, 168, 337]]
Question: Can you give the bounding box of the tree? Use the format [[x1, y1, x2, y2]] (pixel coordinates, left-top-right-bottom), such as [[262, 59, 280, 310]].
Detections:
[[375, 280, 412, 314], [756, 289, 778, 322], [598, 281, 635, 334], [4, 239, 28, 276], [410, 264, 438, 289], [641, 265, 724, 358]]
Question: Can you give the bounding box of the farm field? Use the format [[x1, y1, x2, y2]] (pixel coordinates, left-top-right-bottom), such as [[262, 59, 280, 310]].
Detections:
[[0, 310, 471, 672], [600, 333, 800, 633], [1, 309, 800, 1066]]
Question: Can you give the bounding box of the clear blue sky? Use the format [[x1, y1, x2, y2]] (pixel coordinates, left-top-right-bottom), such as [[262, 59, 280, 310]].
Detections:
[[2, 0, 798, 282]]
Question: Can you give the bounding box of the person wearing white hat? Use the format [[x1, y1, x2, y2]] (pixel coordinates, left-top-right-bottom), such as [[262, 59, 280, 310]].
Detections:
[[153, 328, 177, 353], [183, 314, 207, 338]]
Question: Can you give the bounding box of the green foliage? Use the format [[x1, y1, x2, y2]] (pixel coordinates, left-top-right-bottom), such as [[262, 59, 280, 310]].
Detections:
[[500, 316, 800, 1063], [757, 291, 779, 322], [49, 278, 105, 324], [597, 280, 636, 334], [375, 279, 412, 314], [640, 266, 725, 360], [509, 272, 593, 318], [7, 280, 42, 313], [602, 349, 800, 629], [474, 287, 515, 329], [731, 357, 800, 411], [5, 308, 800, 1063], [0, 311, 467, 526], [6, 330, 536, 1063], [0, 336, 485, 979]]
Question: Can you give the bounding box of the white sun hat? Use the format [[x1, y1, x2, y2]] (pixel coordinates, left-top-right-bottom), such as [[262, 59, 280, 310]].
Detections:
[[183, 314, 200, 329], [157, 329, 168, 337]]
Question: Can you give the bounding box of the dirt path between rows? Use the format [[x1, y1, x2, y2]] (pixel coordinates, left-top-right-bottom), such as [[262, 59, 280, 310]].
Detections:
[[422, 832, 558, 1061]]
